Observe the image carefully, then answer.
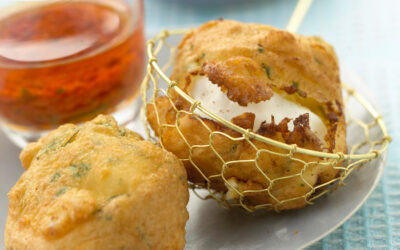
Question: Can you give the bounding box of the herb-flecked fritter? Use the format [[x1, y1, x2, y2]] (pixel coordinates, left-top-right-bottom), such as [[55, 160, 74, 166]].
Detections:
[[5, 115, 189, 250], [146, 20, 347, 211]]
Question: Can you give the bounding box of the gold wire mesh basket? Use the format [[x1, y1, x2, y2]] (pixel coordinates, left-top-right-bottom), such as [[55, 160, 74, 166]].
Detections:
[[140, 29, 391, 212]]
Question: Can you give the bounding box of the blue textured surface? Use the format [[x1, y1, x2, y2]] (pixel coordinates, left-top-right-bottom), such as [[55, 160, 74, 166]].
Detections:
[[144, 0, 400, 249]]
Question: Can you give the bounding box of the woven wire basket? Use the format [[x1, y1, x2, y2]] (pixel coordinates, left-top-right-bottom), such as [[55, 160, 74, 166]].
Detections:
[[140, 29, 391, 212]]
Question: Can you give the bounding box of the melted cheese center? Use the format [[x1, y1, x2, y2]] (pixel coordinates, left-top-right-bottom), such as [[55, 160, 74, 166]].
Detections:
[[191, 76, 327, 142]]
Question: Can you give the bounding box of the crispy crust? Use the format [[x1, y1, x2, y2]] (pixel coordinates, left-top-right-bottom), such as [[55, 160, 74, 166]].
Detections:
[[5, 115, 189, 250], [200, 57, 274, 106], [231, 112, 255, 130], [147, 20, 347, 211]]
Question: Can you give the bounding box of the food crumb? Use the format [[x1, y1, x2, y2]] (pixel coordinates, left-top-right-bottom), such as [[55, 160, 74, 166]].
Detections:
[[293, 231, 298, 235]]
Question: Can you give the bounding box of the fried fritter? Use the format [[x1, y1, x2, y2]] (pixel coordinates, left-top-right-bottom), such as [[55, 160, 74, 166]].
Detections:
[[5, 115, 189, 250], [146, 20, 347, 211]]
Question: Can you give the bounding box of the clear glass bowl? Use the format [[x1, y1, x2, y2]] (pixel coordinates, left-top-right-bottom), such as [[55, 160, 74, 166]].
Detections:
[[0, 0, 145, 147]]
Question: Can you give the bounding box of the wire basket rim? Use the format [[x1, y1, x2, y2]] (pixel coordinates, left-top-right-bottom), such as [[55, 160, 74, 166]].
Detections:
[[143, 28, 391, 161]]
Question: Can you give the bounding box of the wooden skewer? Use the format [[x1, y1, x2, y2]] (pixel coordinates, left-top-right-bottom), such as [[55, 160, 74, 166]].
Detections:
[[286, 0, 314, 33]]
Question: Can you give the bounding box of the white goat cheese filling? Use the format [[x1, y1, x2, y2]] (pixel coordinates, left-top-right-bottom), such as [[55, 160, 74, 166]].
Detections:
[[191, 76, 327, 142]]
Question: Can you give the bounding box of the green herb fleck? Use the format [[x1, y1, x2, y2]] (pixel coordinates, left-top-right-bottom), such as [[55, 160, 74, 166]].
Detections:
[[56, 88, 64, 94], [136, 226, 152, 249], [50, 116, 60, 126], [55, 187, 68, 197], [179, 176, 186, 182], [108, 194, 122, 201], [231, 143, 239, 153], [314, 57, 322, 65], [36, 140, 58, 159], [67, 103, 108, 123], [201, 52, 206, 58], [118, 128, 127, 137], [317, 105, 326, 118], [300, 183, 305, 187], [50, 172, 61, 182], [71, 163, 91, 178], [257, 43, 264, 53], [61, 129, 80, 147], [20, 88, 33, 100], [291, 81, 307, 98], [92, 207, 102, 215], [261, 63, 271, 80]]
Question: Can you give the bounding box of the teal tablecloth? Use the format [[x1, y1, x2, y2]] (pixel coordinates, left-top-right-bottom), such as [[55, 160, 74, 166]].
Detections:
[[144, 0, 400, 249]]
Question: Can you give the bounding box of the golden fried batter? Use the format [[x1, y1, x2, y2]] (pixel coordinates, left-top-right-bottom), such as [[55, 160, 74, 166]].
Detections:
[[147, 20, 347, 211], [5, 115, 189, 250]]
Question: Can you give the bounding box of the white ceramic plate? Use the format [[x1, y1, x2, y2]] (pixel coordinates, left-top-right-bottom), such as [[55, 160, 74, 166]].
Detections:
[[0, 65, 387, 249]]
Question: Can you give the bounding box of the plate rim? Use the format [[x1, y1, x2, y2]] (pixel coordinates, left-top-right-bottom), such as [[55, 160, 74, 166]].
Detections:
[[300, 151, 387, 249]]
